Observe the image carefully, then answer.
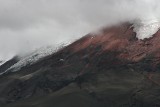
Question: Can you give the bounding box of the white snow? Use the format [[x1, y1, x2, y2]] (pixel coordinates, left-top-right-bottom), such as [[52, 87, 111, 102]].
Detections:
[[133, 19, 160, 40], [4, 44, 67, 73]]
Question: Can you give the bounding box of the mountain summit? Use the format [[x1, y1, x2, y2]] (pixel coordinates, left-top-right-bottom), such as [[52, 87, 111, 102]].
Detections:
[[1, 23, 160, 107]]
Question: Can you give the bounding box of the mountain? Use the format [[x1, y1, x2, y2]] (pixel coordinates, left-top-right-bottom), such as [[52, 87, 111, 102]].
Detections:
[[1, 23, 160, 107]]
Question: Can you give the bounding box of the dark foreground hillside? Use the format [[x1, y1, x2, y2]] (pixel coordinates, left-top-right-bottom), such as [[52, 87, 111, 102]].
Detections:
[[1, 23, 160, 107]]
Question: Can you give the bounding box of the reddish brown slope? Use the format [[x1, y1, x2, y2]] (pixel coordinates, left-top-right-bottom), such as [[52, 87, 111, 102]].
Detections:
[[65, 23, 160, 67]]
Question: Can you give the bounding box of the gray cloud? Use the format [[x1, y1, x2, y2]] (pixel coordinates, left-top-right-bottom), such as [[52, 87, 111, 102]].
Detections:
[[0, 0, 160, 60]]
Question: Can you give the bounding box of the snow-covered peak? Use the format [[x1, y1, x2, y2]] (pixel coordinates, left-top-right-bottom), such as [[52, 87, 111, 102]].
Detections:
[[133, 19, 160, 40]]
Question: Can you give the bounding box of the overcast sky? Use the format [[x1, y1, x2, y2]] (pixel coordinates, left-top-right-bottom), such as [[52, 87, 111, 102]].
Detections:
[[0, 0, 160, 60]]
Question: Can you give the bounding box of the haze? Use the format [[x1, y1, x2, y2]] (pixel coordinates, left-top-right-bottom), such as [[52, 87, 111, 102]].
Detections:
[[0, 0, 160, 60]]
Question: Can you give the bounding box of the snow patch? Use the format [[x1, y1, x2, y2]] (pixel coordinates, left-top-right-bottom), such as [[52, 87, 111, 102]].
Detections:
[[133, 19, 160, 40], [5, 44, 66, 73]]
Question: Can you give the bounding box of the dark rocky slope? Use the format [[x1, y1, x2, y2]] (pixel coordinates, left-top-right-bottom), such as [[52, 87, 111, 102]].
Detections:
[[0, 56, 19, 74], [1, 23, 160, 107]]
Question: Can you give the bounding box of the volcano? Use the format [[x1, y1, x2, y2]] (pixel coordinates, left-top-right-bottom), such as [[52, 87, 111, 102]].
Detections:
[[1, 23, 160, 107]]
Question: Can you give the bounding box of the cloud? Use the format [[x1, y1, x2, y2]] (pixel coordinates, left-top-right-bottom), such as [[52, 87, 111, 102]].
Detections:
[[0, 0, 160, 60]]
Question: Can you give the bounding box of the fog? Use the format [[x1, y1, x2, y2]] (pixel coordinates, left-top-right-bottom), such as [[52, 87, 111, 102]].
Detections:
[[0, 0, 160, 60]]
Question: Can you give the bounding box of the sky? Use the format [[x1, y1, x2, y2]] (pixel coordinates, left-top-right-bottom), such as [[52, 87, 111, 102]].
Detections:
[[0, 0, 160, 60]]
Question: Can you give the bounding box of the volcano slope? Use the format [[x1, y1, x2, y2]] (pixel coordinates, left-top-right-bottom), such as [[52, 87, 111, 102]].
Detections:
[[1, 23, 160, 107]]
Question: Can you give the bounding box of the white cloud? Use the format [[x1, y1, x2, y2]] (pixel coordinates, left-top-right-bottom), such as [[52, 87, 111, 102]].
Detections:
[[0, 0, 160, 60]]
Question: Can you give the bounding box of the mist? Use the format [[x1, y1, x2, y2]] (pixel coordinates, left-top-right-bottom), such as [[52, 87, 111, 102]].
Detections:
[[0, 0, 160, 60]]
